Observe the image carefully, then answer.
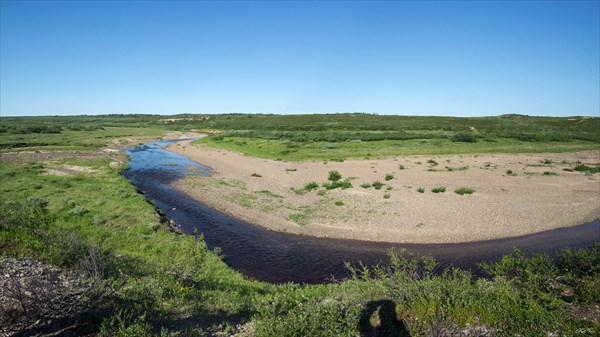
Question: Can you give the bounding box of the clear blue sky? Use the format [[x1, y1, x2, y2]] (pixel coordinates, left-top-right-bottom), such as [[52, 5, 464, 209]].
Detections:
[[1, 1, 599, 117]]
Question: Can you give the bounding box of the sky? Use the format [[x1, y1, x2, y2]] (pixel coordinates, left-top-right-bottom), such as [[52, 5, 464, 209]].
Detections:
[[1, 1, 599, 117]]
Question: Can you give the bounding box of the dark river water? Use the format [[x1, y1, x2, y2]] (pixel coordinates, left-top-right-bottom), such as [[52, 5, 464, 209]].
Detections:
[[123, 139, 600, 284]]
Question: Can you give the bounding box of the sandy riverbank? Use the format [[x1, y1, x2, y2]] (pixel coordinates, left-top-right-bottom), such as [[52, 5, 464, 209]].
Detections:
[[166, 140, 600, 243]]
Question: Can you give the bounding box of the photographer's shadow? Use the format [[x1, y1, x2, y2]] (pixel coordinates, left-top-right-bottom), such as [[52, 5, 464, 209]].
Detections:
[[358, 300, 410, 337]]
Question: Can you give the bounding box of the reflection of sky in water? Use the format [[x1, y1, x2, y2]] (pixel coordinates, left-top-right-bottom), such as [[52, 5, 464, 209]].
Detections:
[[125, 139, 211, 177]]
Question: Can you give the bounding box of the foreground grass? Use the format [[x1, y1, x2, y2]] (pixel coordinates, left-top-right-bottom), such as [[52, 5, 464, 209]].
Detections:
[[0, 153, 273, 335], [1, 124, 599, 336]]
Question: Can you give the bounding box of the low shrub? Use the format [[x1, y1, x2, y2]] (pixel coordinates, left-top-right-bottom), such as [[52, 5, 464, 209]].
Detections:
[[451, 132, 477, 143], [454, 187, 475, 195], [431, 187, 446, 193], [304, 181, 319, 191], [323, 179, 352, 190], [574, 164, 600, 174], [328, 170, 342, 182], [384, 173, 394, 181], [372, 181, 383, 190]]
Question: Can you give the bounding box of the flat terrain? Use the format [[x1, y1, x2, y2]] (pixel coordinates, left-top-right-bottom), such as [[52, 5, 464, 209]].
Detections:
[[168, 140, 600, 243], [2, 116, 599, 335]]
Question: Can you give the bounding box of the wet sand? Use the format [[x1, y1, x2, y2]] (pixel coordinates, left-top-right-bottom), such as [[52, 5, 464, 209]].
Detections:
[[167, 141, 600, 244]]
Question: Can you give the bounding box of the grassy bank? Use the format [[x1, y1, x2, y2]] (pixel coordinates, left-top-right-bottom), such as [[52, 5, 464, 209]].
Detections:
[[197, 136, 599, 161], [1, 120, 599, 335], [0, 126, 164, 151]]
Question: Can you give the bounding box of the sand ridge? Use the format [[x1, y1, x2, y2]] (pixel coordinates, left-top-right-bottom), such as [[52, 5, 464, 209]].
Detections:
[[167, 140, 600, 244]]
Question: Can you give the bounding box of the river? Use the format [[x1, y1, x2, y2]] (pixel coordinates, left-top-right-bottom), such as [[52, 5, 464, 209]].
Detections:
[[122, 139, 599, 284]]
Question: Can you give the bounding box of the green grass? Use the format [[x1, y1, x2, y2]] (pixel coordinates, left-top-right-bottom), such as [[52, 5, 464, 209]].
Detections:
[[255, 190, 283, 199], [0, 126, 164, 151], [2, 153, 599, 336], [372, 181, 384, 190], [2, 120, 599, 336], [195, 136, 599, 162], [1, 112, 594, 174], [573, 163, 600, 174], [0, 151, 274, 335], [454, 187, 476, 195], [384, 173, 394, 181], [431, 187, 446, 193], [304, 181, 319, 191]]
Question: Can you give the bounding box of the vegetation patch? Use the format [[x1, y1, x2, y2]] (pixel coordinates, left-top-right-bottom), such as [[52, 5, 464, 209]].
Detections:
[[322, 170, 353, 190], [573, 163, 600, 174], [288, 212, 309, 225], [371, 181, 384, 190], [431, 187, 446, 193], [227, 191, 258, 208], [2, 117, 600, 336], [454, 187, 476, 195], [304, 181, 319, 191], [255, 190, 283, 198], [446, 166, 469, 172]]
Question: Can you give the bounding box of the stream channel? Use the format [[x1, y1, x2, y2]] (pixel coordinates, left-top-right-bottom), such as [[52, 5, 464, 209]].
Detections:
[[123, 139, 600, 284]]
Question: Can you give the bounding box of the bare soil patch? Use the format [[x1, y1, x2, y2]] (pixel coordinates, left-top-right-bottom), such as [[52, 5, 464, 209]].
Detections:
[[44, 165, 97, 176]]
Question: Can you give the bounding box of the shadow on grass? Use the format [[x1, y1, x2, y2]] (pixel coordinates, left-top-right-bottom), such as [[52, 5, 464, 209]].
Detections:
[[359, 300, 410, 337]]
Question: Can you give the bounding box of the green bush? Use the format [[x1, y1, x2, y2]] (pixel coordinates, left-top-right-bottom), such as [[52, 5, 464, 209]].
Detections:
[[479, 248, 559, 306], [417, 187, 425, 193], [323, 173, 352, 190], [451, 132, 477, 143], [573, 164, 600, 174], [372, 181, 383, 190], [328, 170, 342, 182], [304, 181, 319, 191], [431, 187, 446, 193], [454, 187, 475, 195], [384, 173, 394, 181]]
